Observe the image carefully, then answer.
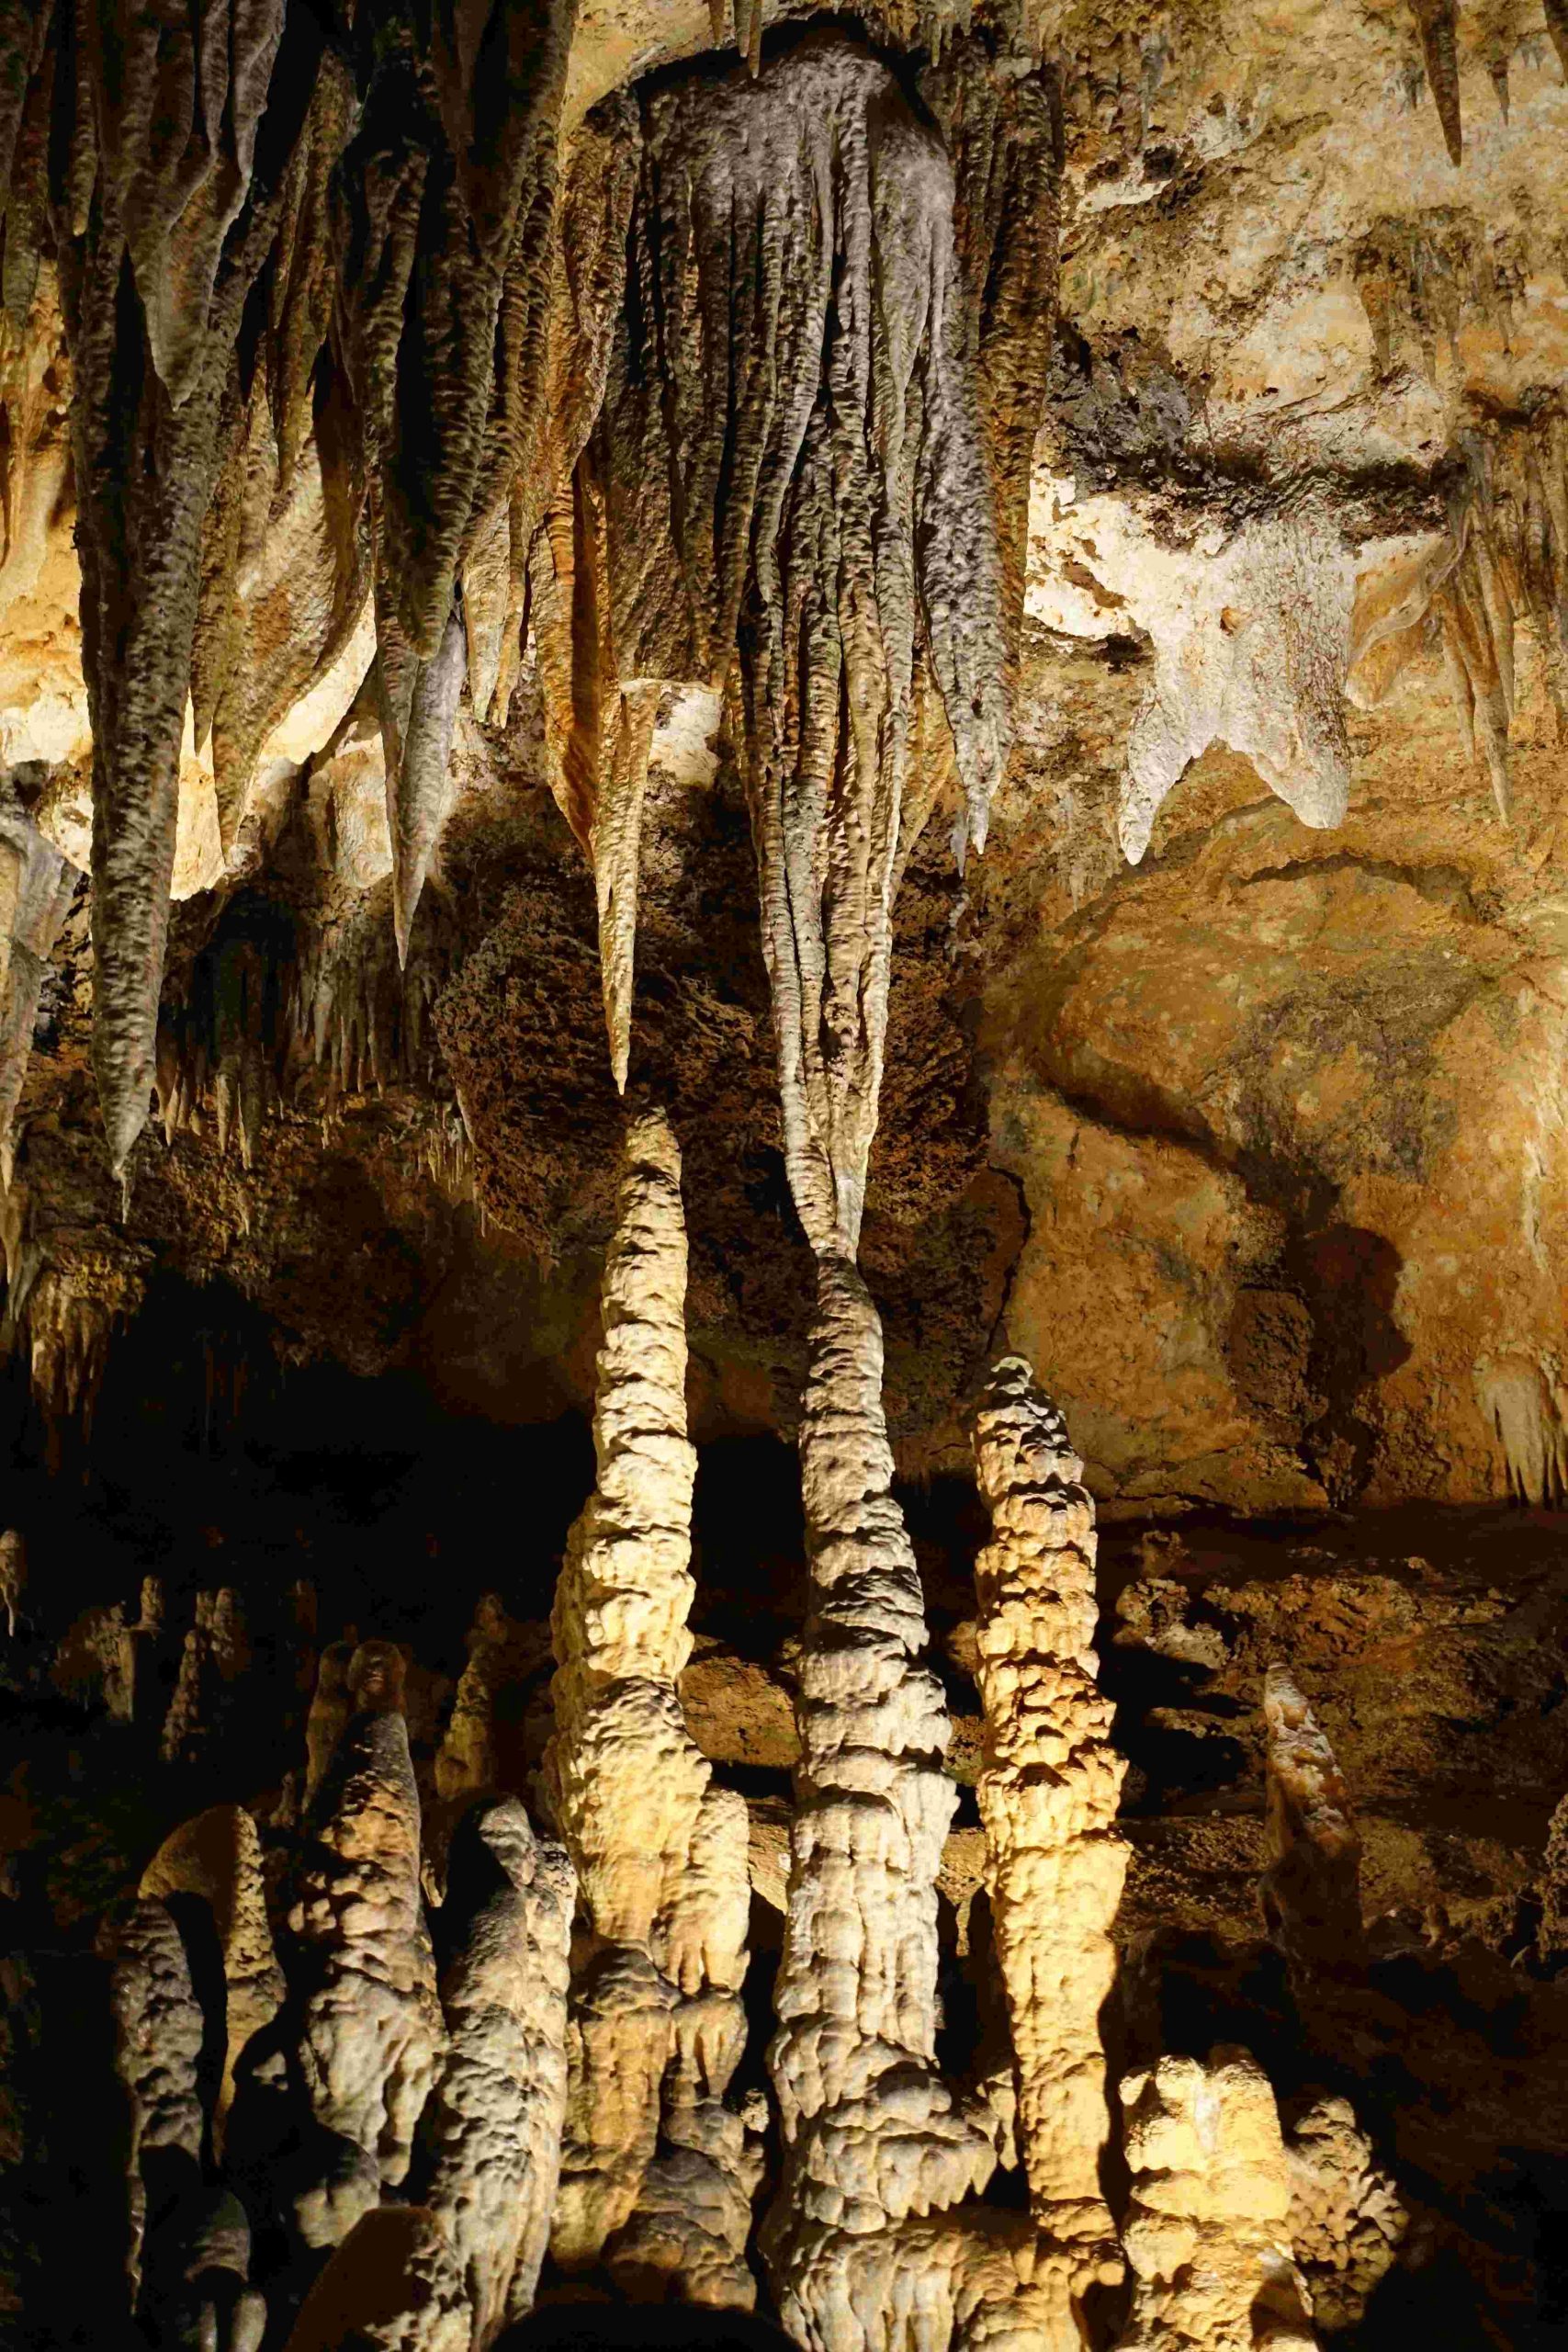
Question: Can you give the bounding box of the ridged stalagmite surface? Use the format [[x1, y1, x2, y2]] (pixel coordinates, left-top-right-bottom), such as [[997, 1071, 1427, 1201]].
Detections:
[[765, 1257, 1048, 2352], [1261, 1665, 1366, 1983], [286, 1639, 446, 2250], [423, 1799, 575, 2345], [596, 38, 1011, 1248], [968, 1359, 1128, 2330], [1116, 2050, 1317, 2352], [545, 1106, 755, 2298]]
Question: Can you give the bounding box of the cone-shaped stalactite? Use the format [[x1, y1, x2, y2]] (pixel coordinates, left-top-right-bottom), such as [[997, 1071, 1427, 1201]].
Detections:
[[764, 1259, 1055, 2352], [969, 1360, 1128, 2344], [40, 0, 329, 1175], [544, 1105, 756, 2304], [590, 35, 1025, 1213], [333, 0, 576, 965]]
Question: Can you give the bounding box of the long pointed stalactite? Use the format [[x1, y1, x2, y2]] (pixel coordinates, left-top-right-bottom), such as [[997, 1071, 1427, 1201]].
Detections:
[[588, 35, 1025, 1202], [544, 1104, 756, 2305]]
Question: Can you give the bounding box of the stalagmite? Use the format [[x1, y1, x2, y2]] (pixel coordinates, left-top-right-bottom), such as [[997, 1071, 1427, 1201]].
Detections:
[[544, 1106, 755, 2300], [141, 1805, 287, 2143], [765, 1257, 1049, 2352], [161, 1588, 251, 1766], [0, 1529, 23, 1634], [594, 38, 1012, 1243], [105, 1897, 206, 2310], [1261, 1666, 1366, 1984], [422, 1798, 574, 2344], [1285, 2097, 1407, 2332], [285, 1639, 446, 2251], [1116, 2049, 1318, 2352], [968, 1360, 1127, 2333]]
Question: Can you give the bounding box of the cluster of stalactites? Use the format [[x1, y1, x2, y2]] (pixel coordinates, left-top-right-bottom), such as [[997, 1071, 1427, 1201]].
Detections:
[[967, 1357, 1128, 2344], [0, 0, 580, 1176], [1406, 0, 1568, 168], [582, 36, 1023, 1237], [543, 1103, 757, 2306]]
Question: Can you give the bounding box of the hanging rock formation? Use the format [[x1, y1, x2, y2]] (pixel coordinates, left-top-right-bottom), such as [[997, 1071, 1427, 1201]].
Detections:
[[592, 36, 1018, 1227], [1260, 1665, 1366, 1984], [544, 1104, 755, 2301], [1116, 2049, 1318, 2352], [968, 1359, 1128, 2336], [333, 0, 575, 966]]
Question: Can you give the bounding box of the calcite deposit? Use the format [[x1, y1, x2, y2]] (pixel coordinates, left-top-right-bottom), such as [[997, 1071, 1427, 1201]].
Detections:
[[2, 0, 1568, 2342]]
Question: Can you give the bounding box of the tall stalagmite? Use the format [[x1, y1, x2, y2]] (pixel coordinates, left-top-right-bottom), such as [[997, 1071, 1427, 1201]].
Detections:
[[592, 37, 1014, 1228], [765, 1260, 1052, 2352], [544, 1106, 754, 2302], [969, 1359, 1128, 2337]]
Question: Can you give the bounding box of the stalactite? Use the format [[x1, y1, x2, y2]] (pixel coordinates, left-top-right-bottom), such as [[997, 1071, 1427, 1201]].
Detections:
[[544, 1105, 756, 2301], [45, 0, 323, 1177], [592, 37, 1013, 1224], [422, 1798, 575, 2345], [1116, 2049, 1318, 2352], [0, 800, 75, 1180], [968, 1359, 1127, 2342], [282, 1638, 446, 2255], [1260, 1665, 1366, 1984], [332, 0, 575, 966], [764, 1257, 1048, 2352], [1408, 0, 1462, 166]]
